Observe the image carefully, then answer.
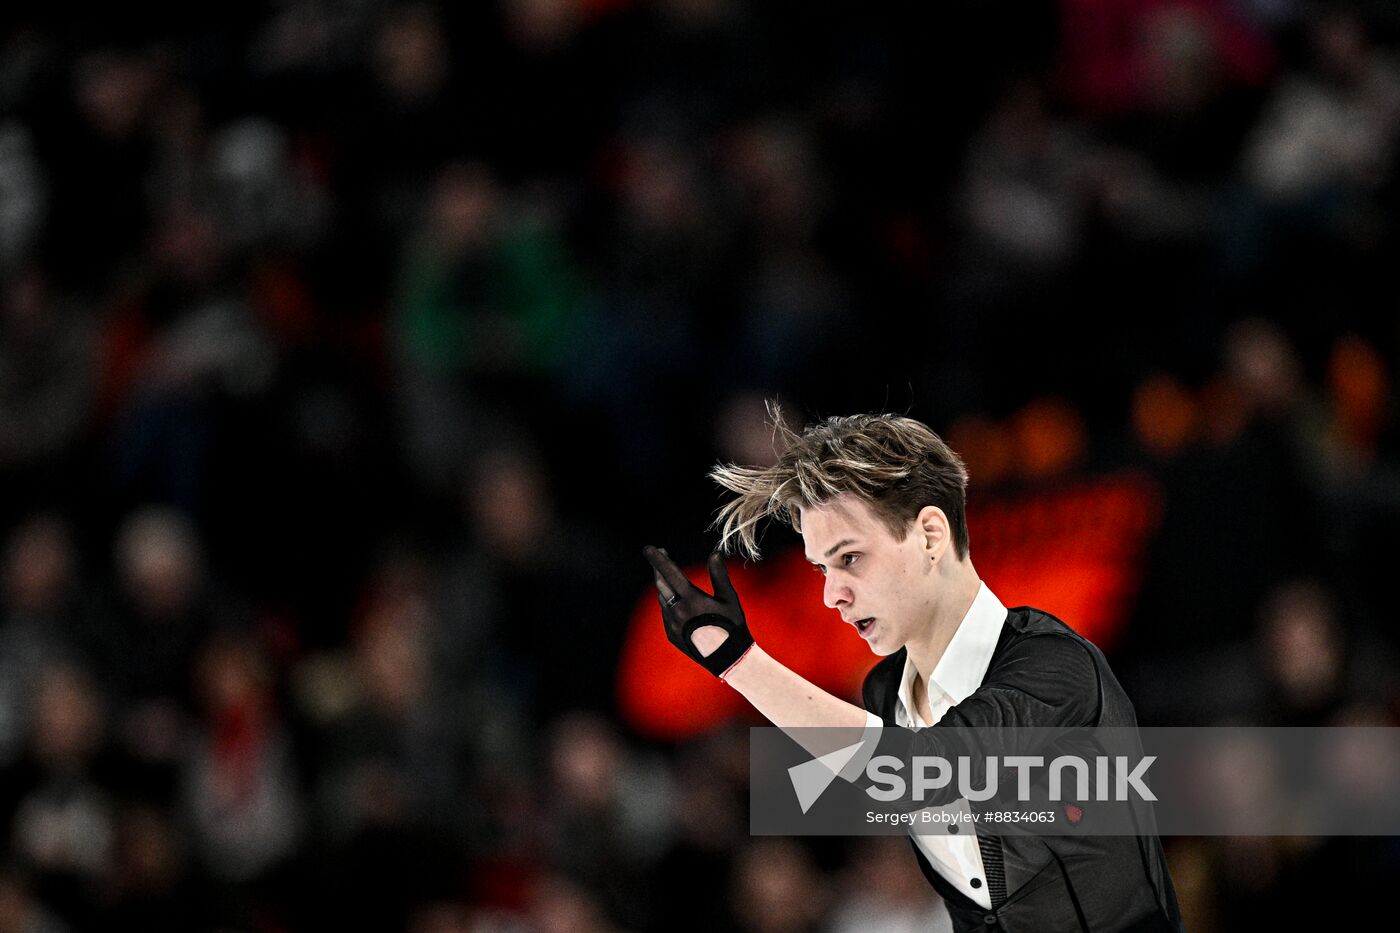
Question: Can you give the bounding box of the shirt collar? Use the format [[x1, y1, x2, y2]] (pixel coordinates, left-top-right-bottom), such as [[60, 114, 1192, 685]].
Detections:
[[897, 581, 1008, 722]]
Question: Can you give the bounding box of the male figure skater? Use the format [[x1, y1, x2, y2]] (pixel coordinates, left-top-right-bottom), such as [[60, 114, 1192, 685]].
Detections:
[[644, 404, 1183, 933]]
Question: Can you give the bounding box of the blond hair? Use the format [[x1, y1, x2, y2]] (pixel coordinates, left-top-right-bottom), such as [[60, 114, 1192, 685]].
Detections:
[[709, 400, 971, 560]]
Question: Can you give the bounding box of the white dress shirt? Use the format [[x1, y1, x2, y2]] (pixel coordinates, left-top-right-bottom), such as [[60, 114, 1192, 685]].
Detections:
[[860, 581, 1009, 910]]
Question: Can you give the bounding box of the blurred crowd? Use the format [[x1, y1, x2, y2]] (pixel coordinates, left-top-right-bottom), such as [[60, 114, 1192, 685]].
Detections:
[[3, 0, 1400, 930]]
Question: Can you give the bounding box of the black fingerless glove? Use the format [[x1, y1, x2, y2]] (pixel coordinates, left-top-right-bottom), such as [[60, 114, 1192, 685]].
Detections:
[[646, 549, 755, 680]]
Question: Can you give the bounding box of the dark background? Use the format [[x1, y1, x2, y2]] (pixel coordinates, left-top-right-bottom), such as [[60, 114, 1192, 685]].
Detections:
[[2, 0, 1400, 930]]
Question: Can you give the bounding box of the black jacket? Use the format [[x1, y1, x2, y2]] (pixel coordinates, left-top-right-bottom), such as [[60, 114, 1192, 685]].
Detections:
[[861, 605, 1185, 933]]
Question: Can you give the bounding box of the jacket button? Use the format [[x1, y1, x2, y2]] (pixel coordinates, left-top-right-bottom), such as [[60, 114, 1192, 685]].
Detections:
[[948, 824, 959, 834], [970, 877, 982, 888], [983, 914, 998, 925]]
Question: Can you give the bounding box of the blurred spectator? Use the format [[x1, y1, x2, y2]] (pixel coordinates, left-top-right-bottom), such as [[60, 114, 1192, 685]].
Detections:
[[208, 117, 328, 253], [0, 517, 86, 765], [1249, 578, 1399, 725], [0, 867, 69, 933], [438, 443, 632, 721], [93, 508, 222, 717], [648, 734, 747, 932], [104, 803, 203, 932], [294, 551, 475, 930], [308, 552, 474, 838], [0, 269, 97, 491], [731, 839, 828, 933], [101, 207, 276, 516], [0, 664, 117, 930], [566, 132, 720, 485], [181, 635, 301, 887], [826, 837, 951, 933], [720, 117, 854, 394], [0, 122, 45, 271], [392, 162, 580, 493], [316, 0, 467, 302], [959, 83, 1092, 275], [488, 0, 642, 181], [1119, 320, 1320, 723], [1259, 580, 1344, 723], [409, 900, 494, 933], [540, 711, 672, 929], [38, 49, 160, 292], [1243, 7, 1400, 209], [1055, 0, 1274, 119], [524, 872, 622, 933], [941, 83, 1098, 409]]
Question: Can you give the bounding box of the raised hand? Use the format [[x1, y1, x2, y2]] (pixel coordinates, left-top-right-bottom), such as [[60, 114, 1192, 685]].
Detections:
[[643, 545, 755, 679]]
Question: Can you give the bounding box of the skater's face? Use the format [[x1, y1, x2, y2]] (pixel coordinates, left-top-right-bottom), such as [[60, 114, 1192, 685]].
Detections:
[[801, 495, 949, 656]]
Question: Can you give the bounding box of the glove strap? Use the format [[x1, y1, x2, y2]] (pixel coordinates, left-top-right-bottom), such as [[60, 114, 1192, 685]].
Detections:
[[717, 643, 755, 683]]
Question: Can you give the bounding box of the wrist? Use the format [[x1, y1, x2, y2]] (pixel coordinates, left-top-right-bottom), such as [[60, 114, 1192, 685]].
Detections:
[[718, 642, 763, 687]]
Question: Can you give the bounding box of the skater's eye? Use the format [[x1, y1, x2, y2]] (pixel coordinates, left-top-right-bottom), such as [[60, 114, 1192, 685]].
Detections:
[[813, 553, 858, 574]]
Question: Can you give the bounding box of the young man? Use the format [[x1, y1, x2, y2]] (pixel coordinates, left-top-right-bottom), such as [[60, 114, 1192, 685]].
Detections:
[[643, 404, 1183, 933]]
